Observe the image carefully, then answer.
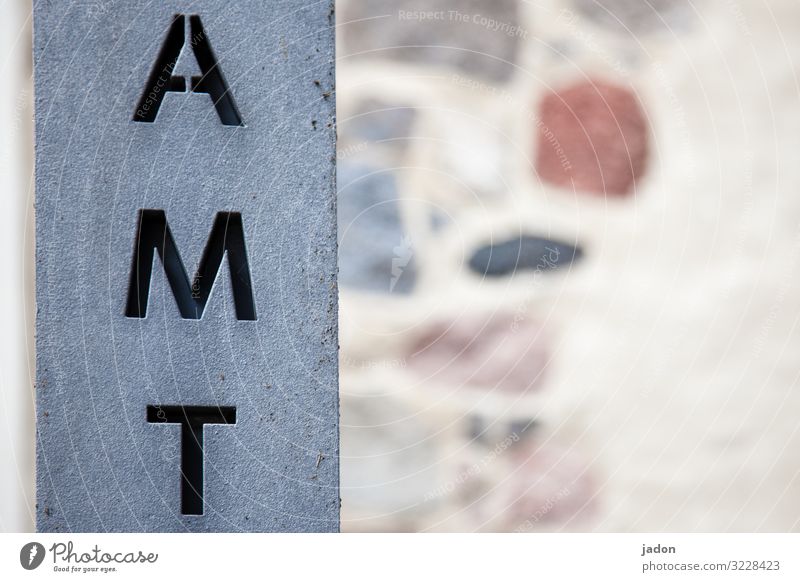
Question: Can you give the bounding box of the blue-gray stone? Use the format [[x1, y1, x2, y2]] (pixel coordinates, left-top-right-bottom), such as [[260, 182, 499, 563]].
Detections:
[[342, 99, 416, 145], [338, 163, 416, 294], [429, 210, 452, 232], [468, 236, 583, 277], [35, 1, 338, 532]]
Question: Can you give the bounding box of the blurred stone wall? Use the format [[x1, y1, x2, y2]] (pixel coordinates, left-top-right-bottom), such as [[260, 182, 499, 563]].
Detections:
[[336, 0, 800, 532]]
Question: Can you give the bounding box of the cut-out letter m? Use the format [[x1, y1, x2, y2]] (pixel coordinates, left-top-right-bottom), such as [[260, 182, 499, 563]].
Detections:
[[125, 209, 256, 320]]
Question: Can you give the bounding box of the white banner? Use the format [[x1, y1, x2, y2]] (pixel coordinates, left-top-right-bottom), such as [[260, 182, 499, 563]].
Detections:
[[1, 533, 798, 581]]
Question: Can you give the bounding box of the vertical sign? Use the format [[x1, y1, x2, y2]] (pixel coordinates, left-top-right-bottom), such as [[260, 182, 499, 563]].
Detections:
[[34, 2, 338, 531]]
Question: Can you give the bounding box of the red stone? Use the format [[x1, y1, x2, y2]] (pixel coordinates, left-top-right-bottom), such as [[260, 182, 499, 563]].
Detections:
[[535, 80, 649, 196], [406, 313, 548, 394], [500, 443, 596, 530]]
